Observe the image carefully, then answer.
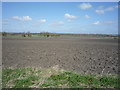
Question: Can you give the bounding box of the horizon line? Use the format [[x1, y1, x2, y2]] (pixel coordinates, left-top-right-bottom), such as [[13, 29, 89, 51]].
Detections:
[[0, 32, 119, 35]]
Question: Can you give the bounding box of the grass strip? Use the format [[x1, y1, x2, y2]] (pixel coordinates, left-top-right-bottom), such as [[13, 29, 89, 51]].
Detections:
[[2, 67, 119, 88]]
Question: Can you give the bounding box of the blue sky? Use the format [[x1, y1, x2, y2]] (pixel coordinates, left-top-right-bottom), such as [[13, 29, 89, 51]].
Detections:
[[2, 2, 118, 34]]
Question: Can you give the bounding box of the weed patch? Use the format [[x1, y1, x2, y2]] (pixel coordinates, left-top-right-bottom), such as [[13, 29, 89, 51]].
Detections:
[[2, 68, 119, 88]]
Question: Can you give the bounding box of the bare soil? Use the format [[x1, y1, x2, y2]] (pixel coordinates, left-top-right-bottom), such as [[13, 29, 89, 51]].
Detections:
[[2, 37, 118, 74]]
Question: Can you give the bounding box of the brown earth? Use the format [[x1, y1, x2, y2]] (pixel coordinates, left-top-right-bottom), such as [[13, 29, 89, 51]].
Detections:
[[2, 37, 119, 74]]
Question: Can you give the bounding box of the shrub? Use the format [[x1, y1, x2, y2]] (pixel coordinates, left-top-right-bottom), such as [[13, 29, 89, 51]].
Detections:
[[39, 32, 60, 37], [22, 33, 26, 37], [27, 32, 32, 37], [2, 32, 7, 37]]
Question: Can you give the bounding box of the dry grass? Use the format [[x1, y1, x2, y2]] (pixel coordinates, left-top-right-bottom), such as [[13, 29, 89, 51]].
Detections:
[[2, 66, 119, 88]]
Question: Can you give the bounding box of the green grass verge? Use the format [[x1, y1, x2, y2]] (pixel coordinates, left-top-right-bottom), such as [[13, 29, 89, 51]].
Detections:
[[62, 36, 115, 39], [2, 34, 117, 39], [2, 67, 119, 88]]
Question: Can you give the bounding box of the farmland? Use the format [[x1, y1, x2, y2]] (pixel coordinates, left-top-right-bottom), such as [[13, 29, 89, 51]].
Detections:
[[2, 34, 119, 88]]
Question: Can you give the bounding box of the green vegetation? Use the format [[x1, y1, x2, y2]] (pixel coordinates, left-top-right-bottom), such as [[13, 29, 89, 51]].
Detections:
[[62, 36, 115, 39], [2, 67, 119, 88], [2, 32, 7, 37], [39, 32, 60, 37], [21, 32, 32, 37], [1, 32, 118, 39], [22, 33, 26, 37], [27, 32, 32, 37]]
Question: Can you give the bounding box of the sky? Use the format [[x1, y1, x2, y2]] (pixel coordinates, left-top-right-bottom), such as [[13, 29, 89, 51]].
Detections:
[[2, 2, 118, 34]]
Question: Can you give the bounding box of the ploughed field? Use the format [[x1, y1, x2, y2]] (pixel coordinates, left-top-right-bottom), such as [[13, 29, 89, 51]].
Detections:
[[2, 37, 118, 74]]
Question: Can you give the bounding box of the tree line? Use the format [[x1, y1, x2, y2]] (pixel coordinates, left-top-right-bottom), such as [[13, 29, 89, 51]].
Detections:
[[2, 32, 60, 37]]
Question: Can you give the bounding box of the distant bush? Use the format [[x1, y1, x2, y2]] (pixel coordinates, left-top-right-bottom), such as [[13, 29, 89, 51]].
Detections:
[[27, 32, 32, 37], [21, 32, 32, 37], [2, 32, 7, 37], [22, 33, 26, 37], [39, 32, 60, 37]]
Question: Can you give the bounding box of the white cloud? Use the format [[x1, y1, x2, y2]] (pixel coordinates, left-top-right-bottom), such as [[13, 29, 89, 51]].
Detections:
[[93, 21, 114, 25], [105, 7, 114, 11], [67, 19, 73, 22], [64, 13, 77, 19], [95, 10, 104, 14], [51, 21, 64, 26], [104, 21, 114, 24], [39, 19, 47, 23], [32, 19, 47, 26], [0, 22, 8, 25], [2, 22, 9, 25], [96, 5, 118, 14], [12, 16, 22, 21], [114, 5, 119, 8], [57, 21, 64, 25], [98, 6, 104, 9], [93, 21, 101, 25], [22, 16, 32, 21], [12, 16, 32, 21], [79, 3, 92, 10], [85, 14, 91, 19]]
